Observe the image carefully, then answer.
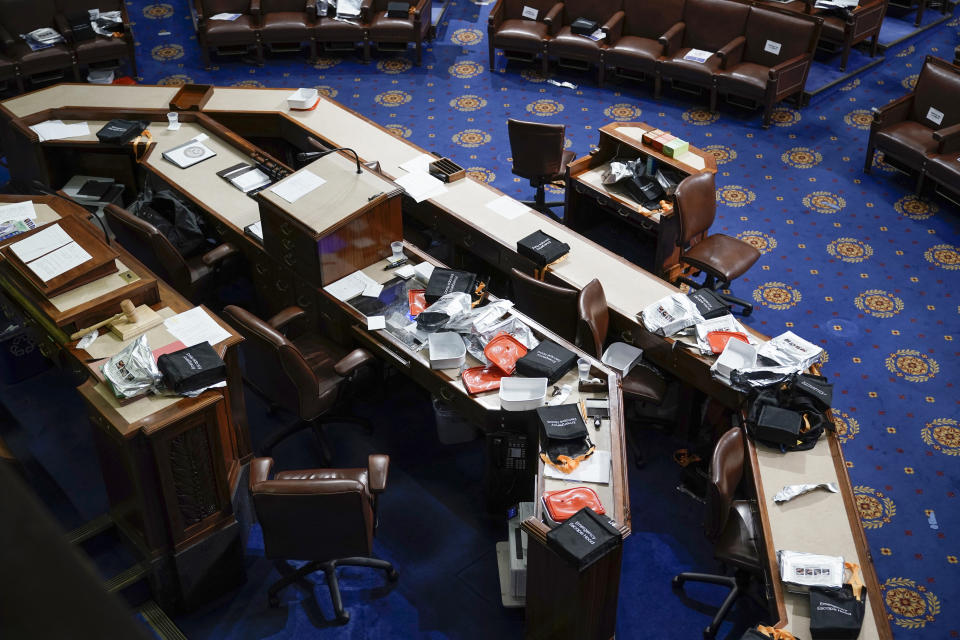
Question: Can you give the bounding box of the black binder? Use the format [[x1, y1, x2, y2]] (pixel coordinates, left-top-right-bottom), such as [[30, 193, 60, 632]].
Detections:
[[517, 231, 570, 268], [546, 507, 621, 570], [515, 339, 577, 384]]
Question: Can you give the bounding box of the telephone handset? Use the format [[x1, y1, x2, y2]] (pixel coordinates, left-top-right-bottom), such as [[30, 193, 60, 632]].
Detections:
[[492, 432, 528, 471]]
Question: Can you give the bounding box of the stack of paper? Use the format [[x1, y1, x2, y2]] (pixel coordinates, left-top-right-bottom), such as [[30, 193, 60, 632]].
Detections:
[[29, 120, 90, 142], [486, 195, 530, 220], [163, 307, 231, 347], [9, 223, 92, 282], [0, 201, 37, 223], [394, 170, 446, 203], [270, 170, 327, 203], [323, 270, 383, 301]]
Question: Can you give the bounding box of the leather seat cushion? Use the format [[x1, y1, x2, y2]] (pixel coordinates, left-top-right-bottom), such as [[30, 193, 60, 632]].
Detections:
[[74, 35, 129, 63], [684, 234, 761, 282], [261, 12, 311, 40], [276, 467, 368, 487], [873, 121, 938, 168], [925, 154, 960, 187], [818, 14, 846, 41], [660, 49, 722, 85], [370, 12, 416, 39], [314, 16, 365, 38], [492, 19, 548, 52], [204, 15, 259, 45], [622, 366, 667, 403], [9, 42, 72, 74], [714, 500, 761, 571], [546, 27, 603, 61], [537, 149, 577, 183], [605, 35, 661, 69], [716, 61, 769, 97]]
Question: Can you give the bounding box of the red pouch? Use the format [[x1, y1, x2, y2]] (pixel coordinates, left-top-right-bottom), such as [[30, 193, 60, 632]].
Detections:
[[408, 289, 427, 316], [707, 330, 749, 355], [543, 487, 606, 523], [483, 332, 528, 375], [461, 365, 505, 394]]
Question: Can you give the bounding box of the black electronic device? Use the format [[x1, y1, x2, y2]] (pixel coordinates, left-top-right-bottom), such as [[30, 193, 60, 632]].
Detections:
[[570, 18, 598, 35], [485, 411, 538, 513], [387, 1, 410, 17], [688, 287, 730, 319]]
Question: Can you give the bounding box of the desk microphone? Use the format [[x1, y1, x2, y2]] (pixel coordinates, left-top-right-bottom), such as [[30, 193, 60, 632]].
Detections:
[[296, 147, 363, 174]]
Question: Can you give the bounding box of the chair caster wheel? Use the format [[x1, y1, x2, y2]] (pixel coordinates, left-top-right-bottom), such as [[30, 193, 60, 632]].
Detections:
[[671, 576, 684, 589], [336, 611, 350, 625], [742, 307, 753, 317], [387, 568, 399, 582], [703, 624, 717, 640], [268, 596, 279, 608]]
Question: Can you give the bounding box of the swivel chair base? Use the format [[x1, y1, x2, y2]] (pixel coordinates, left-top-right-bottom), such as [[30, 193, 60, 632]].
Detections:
[[259, 415, 373, 464], [268, 556, 399, 623], [672, 568, 762, 640], [521, 184, 564, 222]]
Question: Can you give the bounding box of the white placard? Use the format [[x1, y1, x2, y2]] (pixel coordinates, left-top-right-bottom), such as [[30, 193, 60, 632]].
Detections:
[[163, 307, 231, 348], [521, 5, 539, 19], [270, 170, 327, 203], [28, 241, 91, 282], [367, 315, 386, 330], [764, 40, 782, 55], [9, 223, 72, 263], [399, 153, 435, 174], [486, 195, 529, 220], [683, 49, 712, 63], [394, 171, 447, 203], [0, 201, 37, 223], [927, 107, 944, 125]]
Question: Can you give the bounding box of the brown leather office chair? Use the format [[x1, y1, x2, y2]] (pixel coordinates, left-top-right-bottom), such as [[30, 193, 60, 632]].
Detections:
[[54, 0, 137, 77], [509, 268, 579, 342], [487, 0, 561, 69], [672, 426, 763, 640], [813, 0, 886, 72], [0, 0, 77, 86], [604, 0, 683, 85], [250, 454, 398, 623], [507, 119, 575, 221], [577, 278, 669, 467], [864, 56, 960, 187], [259, 0, 316, 60], [194, 0, 263, 69], [104, 204, 238, 304], [544, 0, 623, 85], [674, 172, 760, 315], [313, 1, 369, 61], [222, 305, 375, 461], [366, 0, 432, 66]]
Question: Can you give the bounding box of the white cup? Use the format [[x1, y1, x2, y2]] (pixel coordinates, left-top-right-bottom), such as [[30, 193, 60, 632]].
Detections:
[[88, 8, 100, 20], [167, 112, 179, 129], [390, 241, 404, 261], [577, 358, 591, 381]]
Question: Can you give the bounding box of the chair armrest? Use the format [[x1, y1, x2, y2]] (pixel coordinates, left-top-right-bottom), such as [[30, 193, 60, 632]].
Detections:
[[716, 35, 745, 69], [488, 0, 506, 28], [769, 53, 811, 96], [769, 53, 809, 77], [335, 348, 375, 376], [306, 0, 318, 19], [544, 3, 564, 36], [658, 22, 684, 56], [0, 23, 14, 48], [871, 93, 914, 129], [368, 454, 389, 493], [602, 11, 624, 44], [55, 14, 74, 42], [250, 457, 274, 488], [361, 0, 374, 22], [200, 242, 238, 267], [934, 122, 960, 153], [267, 306, 307, 332], [250, 0, 261, 15]]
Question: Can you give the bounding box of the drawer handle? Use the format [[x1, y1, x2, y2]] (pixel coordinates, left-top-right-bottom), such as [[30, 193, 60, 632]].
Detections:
[[215, 223, 226, 236], [279, 222, 292, 236], [254, 263, 268, 275], [439, 386, 456, 402], [283, 253, 296, 267], [296, 295, 312, 308], [281, 238, 294, 250], [378, 345, 410, 369], [463, 234, 473, 248], [276, 280, 290, 292]]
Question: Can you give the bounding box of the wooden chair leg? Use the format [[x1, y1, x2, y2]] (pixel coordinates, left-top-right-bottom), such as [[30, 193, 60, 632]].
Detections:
[[415, 40, 422, 66], [256, 42, 265, 66], [840, 44, 850, 71], [709, 85, 717, 112], [863, 144, 874, 173], [201, 44, 212, 71], [761, 100, 774, 128], [541, 49, 550, 76], [489, 43, 495, 69], [870, 34, 879, 57], [654, 73, 662, 99], [363, 39, 371, 63]]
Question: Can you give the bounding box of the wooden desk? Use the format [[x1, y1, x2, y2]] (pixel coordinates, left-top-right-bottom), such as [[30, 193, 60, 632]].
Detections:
[[565, 122, 717, 281]]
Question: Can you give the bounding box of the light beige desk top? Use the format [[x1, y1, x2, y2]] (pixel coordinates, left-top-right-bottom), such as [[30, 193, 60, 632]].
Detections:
[[1, 84, 179, 118], [756, 436, 882, 639]]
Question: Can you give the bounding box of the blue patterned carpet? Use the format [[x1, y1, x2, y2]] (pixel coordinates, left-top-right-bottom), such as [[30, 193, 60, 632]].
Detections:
[[16, 0, 960, 636]]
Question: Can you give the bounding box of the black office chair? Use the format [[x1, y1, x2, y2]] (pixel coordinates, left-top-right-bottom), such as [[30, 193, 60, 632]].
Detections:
[[507, 119, 575, 221], [509, 268, 580, 341], [672, 426, 765, 640]]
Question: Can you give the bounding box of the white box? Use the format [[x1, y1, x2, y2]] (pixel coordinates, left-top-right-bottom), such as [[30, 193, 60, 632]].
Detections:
[[428, 332, 466, 369], [287, 88, 319, 110], [499, 377, 547, 411], [713, 339, 757, 378]]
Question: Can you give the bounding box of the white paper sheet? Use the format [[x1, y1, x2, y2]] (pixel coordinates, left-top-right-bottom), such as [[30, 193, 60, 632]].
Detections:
[[28, 241, 91, 282], [163, 307, 231, 348], [9, 223, 72, 262], [270, 170, 327, 203], [323, 271, 381, 302], [29, 120, 91, 142], [618, 126, 648, 143], [367, 315, 386, 330], [209, 12, 241, 20], [486, 195, 529, 220], [394, 171, 447, 203], [231, 168, 271, 192], [399, 153, 435, 174], [544, 450, 611, 484], [683, 49, 712, 63], [0, 201, 37, 223], [394, 264, 416, 279]]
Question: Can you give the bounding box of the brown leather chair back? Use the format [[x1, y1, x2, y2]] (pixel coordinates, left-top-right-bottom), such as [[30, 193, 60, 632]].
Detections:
[[507, 119, 567, 181], [682, 0, 749, 51], [510, 268, 579, 342], [222, 305, 341, 420], [621, 0, 684, 39], [743, 6, 818, 66], [576, 278, 608, 359], [562, 0, 623, 24], [911, 57, 960, 128], [103, 204, 193, 296], [674, 171, 717, 247], [0, 0, 59, 34], [704, 427, 744, 541], [200, 0, 254, 15], [250, 458, 374, 561], [261, 0, 309, 12]]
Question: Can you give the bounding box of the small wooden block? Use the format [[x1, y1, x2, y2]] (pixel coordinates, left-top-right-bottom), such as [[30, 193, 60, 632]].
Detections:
[[109, 305, 163, 340]]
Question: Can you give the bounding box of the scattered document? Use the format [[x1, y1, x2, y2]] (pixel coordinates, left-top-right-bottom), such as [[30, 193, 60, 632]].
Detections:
[[244, 220, 263, 242], [323, 270, 381, 301], [164, 307, 231, 348], [544, 450, 611, 484], [683, 49, 713, 63], [399, 153, 435, 174], [162, 136, 217, 169], [0, 201, 37, 223], [232, 168, 271, 192], [394, 264, 416, 279], [28, 241, 91, 281], [209, 12, 241, 20], [486, 195, 529, 220], [271, 170, 326, 203], [618, 126, 648, 143], [29, 120, 90, 142], [367, 315, 386, 330], [394, 170, 447, 203], [9, 223, 72, 262]]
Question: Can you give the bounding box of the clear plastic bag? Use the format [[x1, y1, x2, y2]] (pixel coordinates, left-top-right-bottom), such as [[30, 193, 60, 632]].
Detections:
[[101, 335, 162, 399]]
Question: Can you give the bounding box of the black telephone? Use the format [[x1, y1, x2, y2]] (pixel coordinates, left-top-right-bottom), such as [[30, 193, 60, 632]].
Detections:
[[484, 412, 538, 513], [492, 432, 528, 471]]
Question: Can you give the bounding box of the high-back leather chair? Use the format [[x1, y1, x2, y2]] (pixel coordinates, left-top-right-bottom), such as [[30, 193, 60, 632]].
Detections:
[[544, 0, 624, 84], [193, 0, 263, 69], [672, 426, 761, 640], [487, 0, 561, 70], [104, 204, 237, 304], [507, 119, 575, 220], [674, 172, 760, 315], [367, 0, 432, 66], [222, 305, 374, 461], [54, 0, 137, 77], [864, 55, 960, 187], [812, 0, 886, 72], [313, 0, 369, 61], [509, 268, 579, 342], [259, 0, 315, 60], [0, 0, 76, 86], [250, 454, 398, 623], [605, 0, 684, 83], [577, 278, 668, 467]]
